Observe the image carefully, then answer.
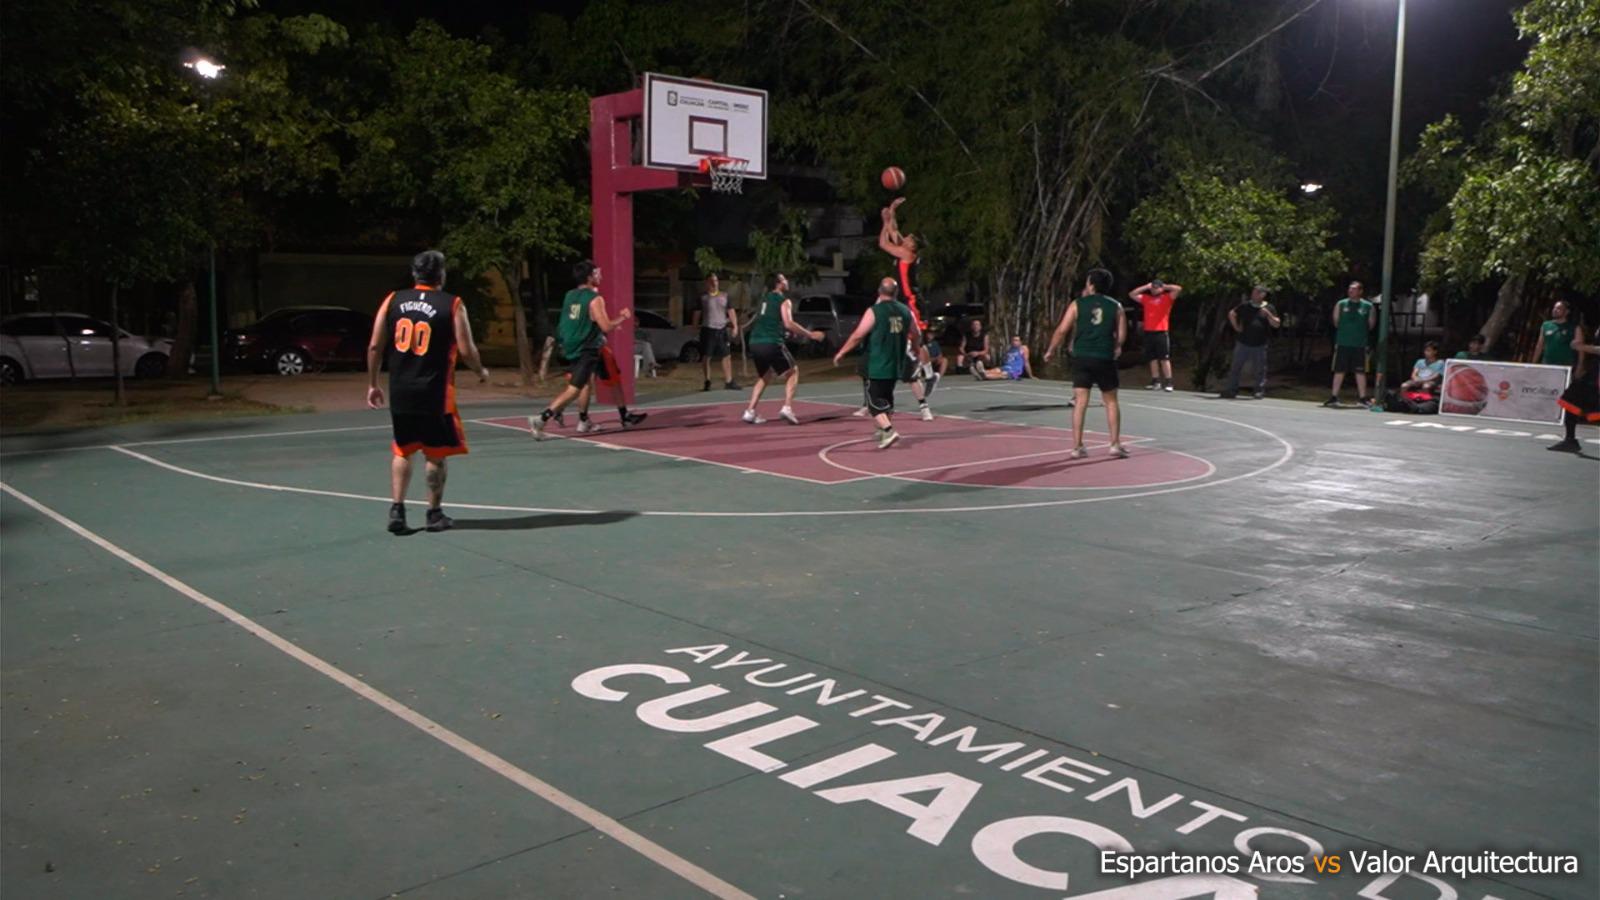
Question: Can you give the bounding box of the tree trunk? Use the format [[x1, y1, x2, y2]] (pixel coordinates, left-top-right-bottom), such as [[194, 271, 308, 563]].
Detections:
[[505, 267, 535, 386], [110, 283, 125, 406], [168, 281, 199, 379], [1476, 274, 1526, 353]]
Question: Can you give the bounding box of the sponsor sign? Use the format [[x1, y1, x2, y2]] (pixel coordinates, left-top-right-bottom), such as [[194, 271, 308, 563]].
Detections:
[[1439, 359, 1570, 425]]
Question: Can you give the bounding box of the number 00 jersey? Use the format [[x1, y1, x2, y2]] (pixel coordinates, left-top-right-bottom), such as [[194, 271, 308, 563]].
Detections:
[[383, 286, 461, 414]]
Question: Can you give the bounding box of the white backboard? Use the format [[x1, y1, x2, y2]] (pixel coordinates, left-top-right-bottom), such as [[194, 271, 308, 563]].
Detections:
[[643, 73, 768, 180]]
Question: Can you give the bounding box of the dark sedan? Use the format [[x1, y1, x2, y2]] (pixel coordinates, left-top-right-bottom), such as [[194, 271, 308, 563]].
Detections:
[[223, 306, 372, 375]]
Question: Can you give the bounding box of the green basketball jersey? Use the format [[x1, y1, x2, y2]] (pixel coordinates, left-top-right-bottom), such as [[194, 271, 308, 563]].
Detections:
[[749, 291, 787, 346], [866, 300, 913, 379], [1071, 294, 1121, 360], [1334, 298, 1374, 348], [559, 288, 602, 357], [1540, 320, 1577, 365]]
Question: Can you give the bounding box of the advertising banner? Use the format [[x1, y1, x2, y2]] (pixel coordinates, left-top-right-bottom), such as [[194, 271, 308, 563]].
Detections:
[[1439, 359, 1571, 425]]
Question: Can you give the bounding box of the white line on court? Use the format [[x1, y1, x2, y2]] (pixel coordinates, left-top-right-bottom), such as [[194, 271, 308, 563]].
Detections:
[[813, 434, 1218, 491], [469, 417, 850, 487], [109, 402, 1293, 516], [0, 481, 756, 900]]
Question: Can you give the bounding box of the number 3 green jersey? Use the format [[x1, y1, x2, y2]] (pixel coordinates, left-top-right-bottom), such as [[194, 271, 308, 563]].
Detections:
[[1071, 294, 1121, 360]]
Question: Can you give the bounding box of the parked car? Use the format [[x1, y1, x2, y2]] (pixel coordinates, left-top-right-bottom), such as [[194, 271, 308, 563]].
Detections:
[[926, 303, 987, 345], [633, 309, 701, 362], [789, 294, 872, 353], [223, 306, 373, 375], [0, 313, 173, 384]]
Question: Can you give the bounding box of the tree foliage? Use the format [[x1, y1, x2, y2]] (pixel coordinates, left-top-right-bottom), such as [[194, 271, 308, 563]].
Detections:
[[1408, 0, 1600, 344], [346, 22, 589, 384]]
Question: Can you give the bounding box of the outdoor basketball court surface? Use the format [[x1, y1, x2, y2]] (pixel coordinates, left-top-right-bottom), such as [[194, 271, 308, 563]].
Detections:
[[2, 380, 1595, 900]]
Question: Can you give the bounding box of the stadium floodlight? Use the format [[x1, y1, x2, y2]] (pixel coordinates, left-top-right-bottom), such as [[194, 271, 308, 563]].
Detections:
[[1300, 183, 1324, 195]]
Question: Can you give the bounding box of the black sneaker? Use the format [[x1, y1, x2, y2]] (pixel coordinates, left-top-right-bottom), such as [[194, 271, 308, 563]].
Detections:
[[622, 412, 648, 428], [387, 503, 407, 534], [1358, 397, 1373, 408], [1219, 391, 1237, 399], [724, 380, 740, 390], [702, 380, 711, 392], [425, 507, 453, 532], [1321, 397, 1339, 408], [1547, 439, 1582, 453]]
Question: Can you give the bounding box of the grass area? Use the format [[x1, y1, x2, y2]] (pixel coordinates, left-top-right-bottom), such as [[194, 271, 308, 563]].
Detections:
[[0, 378, 304, 433]]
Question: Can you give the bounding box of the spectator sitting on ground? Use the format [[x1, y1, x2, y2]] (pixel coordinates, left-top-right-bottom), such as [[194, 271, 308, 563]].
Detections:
[[1383, 341, 1445, 414], [1454, 334, 1490, 361], [1401, 341, 1445, 395], [975, 335, 1034, 381], [957, 319, 992, 374]]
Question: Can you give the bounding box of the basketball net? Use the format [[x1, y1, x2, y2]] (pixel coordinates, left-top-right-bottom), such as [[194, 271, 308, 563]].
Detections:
[[698, 156, 749, 194]]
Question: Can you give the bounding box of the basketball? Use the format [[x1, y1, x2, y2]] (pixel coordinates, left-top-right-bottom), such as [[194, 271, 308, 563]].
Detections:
[[881, 166, 906, 191], [1441, 366, 1489, 414]]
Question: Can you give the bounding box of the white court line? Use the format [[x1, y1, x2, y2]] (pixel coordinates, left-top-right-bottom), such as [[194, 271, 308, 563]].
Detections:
[[814, 435, 1217, 492], [470, 418, 850, 487], [0, 393, 871, 460], [110, 403, 1292, 517], [0, 481, 755, 900]]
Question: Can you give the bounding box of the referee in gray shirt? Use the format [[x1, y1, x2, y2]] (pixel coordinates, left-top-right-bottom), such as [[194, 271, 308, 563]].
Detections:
[[693, 273, 740, 391]]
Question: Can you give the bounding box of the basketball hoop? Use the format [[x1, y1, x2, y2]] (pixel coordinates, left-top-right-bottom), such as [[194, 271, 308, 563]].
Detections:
[[698, 156, 749, 194]]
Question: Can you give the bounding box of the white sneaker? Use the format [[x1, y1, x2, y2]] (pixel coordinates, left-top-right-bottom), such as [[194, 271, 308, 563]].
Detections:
[[1145, 382, 1159, 390], [780, 406, 800, 425], [852, 406, 870, 417], [530, 416, 547, 441], [1163, 384, 1174, 392], [742, 409, 766, 425], [576, 419, 599, 434], [878, 429, 901, 449], [920, 406, 934, 421], [971, 362, 986, 380], [1108, 443, 1129, 458], [1069, 446, 1088, 459]]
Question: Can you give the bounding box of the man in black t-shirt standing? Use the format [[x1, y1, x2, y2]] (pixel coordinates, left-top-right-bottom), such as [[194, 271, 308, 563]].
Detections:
[[1220, 286, 1281, 399], [365, 250, 488, 534]]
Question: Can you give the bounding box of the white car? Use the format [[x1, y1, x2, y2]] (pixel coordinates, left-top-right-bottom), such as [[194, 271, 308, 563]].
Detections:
[[0, 313, 174, 384], [633, 309, 701, 362]]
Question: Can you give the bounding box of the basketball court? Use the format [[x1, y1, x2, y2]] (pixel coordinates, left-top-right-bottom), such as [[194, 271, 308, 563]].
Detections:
[[2, 380, 1595, 900], [4, 70, 1598, 900]]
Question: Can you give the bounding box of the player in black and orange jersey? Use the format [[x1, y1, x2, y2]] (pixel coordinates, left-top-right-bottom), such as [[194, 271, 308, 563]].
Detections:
[[877, 197, 935, 417], [879, 197, 926, 332], [365, 250, 488, 535]]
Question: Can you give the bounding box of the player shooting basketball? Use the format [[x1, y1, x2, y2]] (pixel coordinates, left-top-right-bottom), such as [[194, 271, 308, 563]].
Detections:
[[879, 198, 924, 332], [879, 197, 935, 415]]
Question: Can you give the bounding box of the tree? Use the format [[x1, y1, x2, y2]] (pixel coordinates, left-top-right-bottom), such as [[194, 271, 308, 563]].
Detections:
[[722, 0, 1336, 348], [4, 0, 351, 391], [1408, 0, 1600, 348], [1127, 168, 1345, 387], [347, 22, 589, 385]]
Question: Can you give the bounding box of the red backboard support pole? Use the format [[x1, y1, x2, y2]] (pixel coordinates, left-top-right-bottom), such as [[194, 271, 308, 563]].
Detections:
[[590, 88, 687, 406]]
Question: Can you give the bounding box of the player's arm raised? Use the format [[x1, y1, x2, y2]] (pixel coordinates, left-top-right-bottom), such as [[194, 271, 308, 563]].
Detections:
[[878, 210, 910, 260], [1043, 303, 1078, 362], [833, 308, 877, 365], [1167, 283, 1183, 299], [590, 294, 632, 333], [365, 294, 393, 409], [781, 298, 824, 342], [452, 298, 489, 382]]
